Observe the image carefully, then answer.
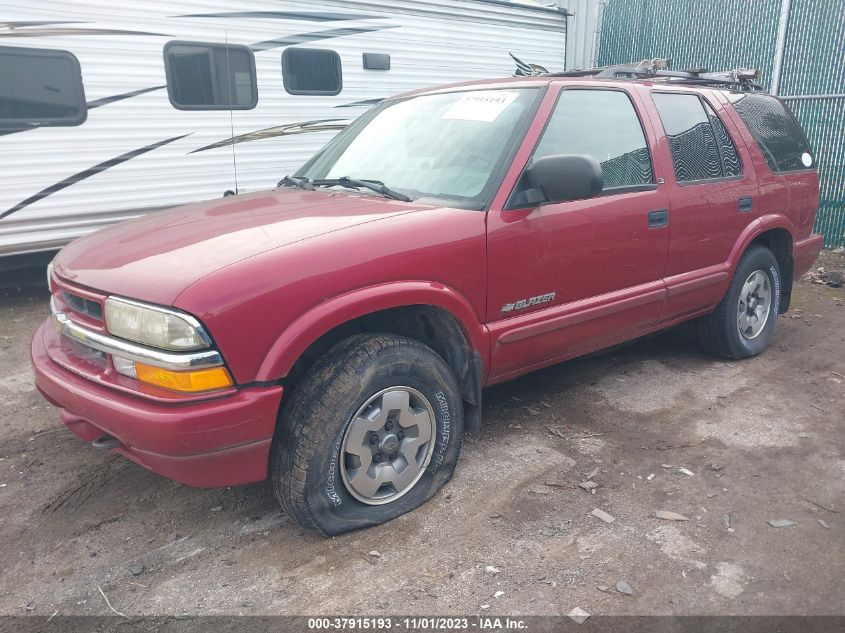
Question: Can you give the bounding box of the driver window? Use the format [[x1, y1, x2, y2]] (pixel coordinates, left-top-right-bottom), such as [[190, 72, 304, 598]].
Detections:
[[533, 89, 654, 191]]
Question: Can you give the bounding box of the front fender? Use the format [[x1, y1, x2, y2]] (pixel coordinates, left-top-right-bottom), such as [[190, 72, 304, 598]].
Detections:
[[255, 281, 489, 382]]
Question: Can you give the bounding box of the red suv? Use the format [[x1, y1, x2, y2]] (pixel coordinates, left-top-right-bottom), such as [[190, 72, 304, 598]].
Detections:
[[32, 71, 823, 535]]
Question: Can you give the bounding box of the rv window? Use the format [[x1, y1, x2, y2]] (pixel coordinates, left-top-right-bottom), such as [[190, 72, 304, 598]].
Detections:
[[164, 42, 257, 110], [0, 46, 86, 128], [282, 48, 342, 96]]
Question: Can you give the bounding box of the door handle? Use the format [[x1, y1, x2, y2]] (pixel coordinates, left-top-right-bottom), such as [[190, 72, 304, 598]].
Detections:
[[648, 208, 669, 228], [738, 196, 753, 213]]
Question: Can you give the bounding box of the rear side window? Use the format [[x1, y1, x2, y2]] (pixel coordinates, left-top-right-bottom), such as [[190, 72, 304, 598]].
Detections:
[[0, 46, 86, 127], [730, 94, 814, 172], [164, 42, 257, 110], [282, 48, 342, 96], [652, 93, 742, 183], [533, 89, 653, 190], [703, 100, 742, 177]]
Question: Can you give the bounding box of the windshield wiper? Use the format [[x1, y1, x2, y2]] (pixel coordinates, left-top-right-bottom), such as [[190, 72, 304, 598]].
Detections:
[[313, 176, 412, 202], [277, 175, 315, 191]]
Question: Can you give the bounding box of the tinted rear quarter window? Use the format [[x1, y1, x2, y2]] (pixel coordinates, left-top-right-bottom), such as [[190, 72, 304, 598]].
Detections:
[[164, 42, 257, 110], [730, 94, 814, 172], [282, 48, 342, 96], [703, 100, 742, 177], [0, 45, 86, 127]]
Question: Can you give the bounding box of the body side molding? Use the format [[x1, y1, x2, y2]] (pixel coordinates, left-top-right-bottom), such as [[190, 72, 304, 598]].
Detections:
[[494, 281, 666, 346]]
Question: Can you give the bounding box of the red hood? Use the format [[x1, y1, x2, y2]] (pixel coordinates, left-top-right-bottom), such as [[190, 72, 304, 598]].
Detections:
[[54, 189, 425, 305]]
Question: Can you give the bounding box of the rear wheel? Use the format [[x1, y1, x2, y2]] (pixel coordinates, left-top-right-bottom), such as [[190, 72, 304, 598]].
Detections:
[[270, 334, 463, 535], [698, 245, 781, 359]]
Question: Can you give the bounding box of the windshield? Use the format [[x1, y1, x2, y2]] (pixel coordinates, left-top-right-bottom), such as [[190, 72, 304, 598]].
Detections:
[[297, 88, 539, 205]]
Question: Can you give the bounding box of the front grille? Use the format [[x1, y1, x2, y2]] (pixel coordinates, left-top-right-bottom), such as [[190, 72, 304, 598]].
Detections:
[[63, 291, 103, 321]]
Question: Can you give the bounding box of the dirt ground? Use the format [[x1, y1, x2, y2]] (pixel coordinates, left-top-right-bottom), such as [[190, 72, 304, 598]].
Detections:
[[1, 252, 843, 618]]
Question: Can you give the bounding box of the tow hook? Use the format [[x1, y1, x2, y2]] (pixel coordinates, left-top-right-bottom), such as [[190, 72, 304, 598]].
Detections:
[[91, 434, 122, 450]]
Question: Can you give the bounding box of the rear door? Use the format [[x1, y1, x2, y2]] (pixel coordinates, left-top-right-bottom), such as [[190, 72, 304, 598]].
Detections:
[[643, 90, 759, 320], [486, 85, 671, 380]]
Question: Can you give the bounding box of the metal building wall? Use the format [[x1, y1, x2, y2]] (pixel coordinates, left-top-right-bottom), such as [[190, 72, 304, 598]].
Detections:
[[596, 0, 845, 247], [563, 0, 604, 69]]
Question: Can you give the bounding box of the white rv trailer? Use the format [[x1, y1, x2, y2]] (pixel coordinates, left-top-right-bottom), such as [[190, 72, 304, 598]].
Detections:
[[0, 0, 566, 258]]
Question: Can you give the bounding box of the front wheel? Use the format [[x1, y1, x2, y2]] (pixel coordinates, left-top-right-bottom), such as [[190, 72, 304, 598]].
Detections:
[[698, 245, 782, 359], [270, 334, 463, 535]]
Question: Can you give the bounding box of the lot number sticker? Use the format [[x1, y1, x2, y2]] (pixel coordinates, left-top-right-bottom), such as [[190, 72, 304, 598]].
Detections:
[[442, 91, 519, 123]]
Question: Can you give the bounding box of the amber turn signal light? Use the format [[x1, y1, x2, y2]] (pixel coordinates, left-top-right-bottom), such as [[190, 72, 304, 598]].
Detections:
[[134, 363, 233, 393]]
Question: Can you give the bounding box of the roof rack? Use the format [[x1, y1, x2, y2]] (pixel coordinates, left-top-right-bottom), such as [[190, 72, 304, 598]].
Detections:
[[511, 55, 765, 92]]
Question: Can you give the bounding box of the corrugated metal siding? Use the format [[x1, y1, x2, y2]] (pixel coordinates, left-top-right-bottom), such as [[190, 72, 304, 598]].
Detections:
[[564, 0, 603, 69], [596, 0, 845, 247]]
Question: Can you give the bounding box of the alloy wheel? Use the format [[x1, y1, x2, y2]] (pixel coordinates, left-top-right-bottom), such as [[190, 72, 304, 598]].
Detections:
[[737, 269, 771, 340], [340, 387, 436, 505]]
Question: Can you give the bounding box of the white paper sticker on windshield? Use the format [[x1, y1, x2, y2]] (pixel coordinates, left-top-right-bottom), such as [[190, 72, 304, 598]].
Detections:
[[442, 91, 520, 123], [801, 152, 813, 167]]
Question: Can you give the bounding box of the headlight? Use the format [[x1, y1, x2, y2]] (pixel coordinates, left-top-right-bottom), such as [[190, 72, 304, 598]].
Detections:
[[104, 297, 210, 351]]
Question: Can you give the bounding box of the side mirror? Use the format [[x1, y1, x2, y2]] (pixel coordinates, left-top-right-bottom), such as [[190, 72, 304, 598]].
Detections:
[[522, 154, 603, 205]]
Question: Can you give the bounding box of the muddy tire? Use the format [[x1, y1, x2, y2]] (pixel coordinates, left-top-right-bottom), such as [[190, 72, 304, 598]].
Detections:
[[270, 334, 463, 535], [698, 245, 781, 359]]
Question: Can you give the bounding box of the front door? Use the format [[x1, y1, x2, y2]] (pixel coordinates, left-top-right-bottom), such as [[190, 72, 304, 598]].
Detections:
[[486, 86, 671, 380]]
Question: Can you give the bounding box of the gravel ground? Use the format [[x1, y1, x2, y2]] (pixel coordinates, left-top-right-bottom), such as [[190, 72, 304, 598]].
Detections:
[[0, 252, 843, 618]]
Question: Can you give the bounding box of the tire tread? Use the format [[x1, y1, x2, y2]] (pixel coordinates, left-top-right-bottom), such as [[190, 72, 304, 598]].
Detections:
[[270, 334, 450, 533], [698, 244, 777, 359]]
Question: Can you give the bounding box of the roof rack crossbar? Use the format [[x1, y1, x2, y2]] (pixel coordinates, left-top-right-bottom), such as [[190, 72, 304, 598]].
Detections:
[[543, 57, 764, 92]]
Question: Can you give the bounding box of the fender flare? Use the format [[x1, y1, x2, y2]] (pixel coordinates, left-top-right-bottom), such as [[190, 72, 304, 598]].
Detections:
[[726, 214, 795, 270], [727, 214, 796, 312], [255, 281, 489, 382]]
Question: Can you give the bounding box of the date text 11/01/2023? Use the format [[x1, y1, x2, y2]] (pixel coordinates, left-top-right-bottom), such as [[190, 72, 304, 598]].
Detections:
[[307, 617, 529, 630]]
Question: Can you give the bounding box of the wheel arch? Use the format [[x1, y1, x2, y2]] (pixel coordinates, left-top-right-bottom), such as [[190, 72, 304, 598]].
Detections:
[[729, 215, 795, 313], [256, 282, 488, 432]]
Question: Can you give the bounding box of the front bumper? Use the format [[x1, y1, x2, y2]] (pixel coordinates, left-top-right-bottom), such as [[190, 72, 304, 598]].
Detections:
[[31, 321, 283, 487], [794, 233, 824, 278]]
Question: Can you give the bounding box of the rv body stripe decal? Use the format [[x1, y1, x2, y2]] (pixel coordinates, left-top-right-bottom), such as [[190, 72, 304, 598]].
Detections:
[[250, 26, 398, 52], [0, 21, 86, 28], [87, 86, 166, 109], [176, 12, 385, 22], [190, 120, 348, 153], [0, 86, 166, 136], [0, 135, 190, 221], [335, 98, 385, 108], [0, 28, 169, 38]]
